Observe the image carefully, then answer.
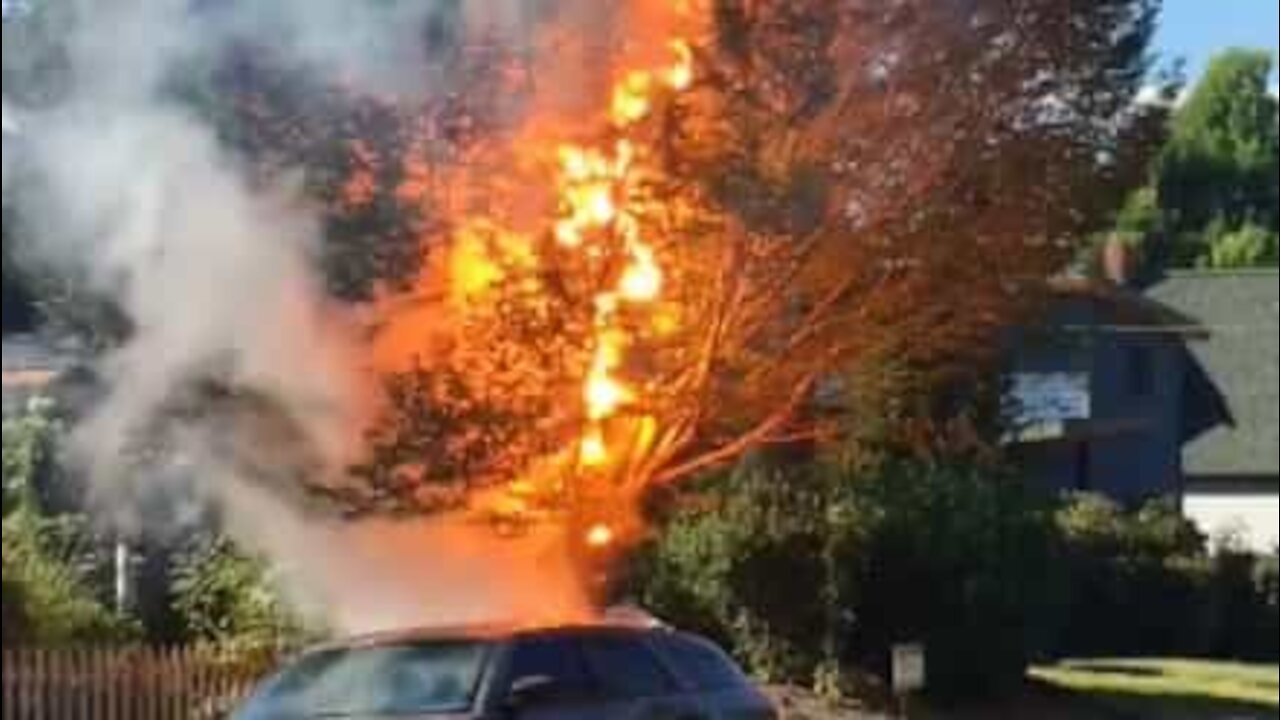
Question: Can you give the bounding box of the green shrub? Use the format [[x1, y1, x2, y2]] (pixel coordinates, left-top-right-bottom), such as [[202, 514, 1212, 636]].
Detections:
[[1201, 543, 1273, 660], [1247, 547, 1278, 660], [636, 455, 1057, 699], [3, 408, 137, 647], [172, 536, 308, 647], [1051, 495, 1278, 662], [1206, 222, 1279, 268], [634, 462, 830, 683], [1052, 494, 1209, 658]]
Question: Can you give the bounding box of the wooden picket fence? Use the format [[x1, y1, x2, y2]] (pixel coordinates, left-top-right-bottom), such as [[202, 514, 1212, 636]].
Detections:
[[2, 646, 283, 720]]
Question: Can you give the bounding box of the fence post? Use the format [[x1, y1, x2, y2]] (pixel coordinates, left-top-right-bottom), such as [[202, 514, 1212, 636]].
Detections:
[[88, 648, 102, 720], [144, 647, 159, 720], [0, 645, 276, 720], [179, 647, 194, 720], [47, 648, 61, 717], [105, 648, 119, 720], [134, 647, 148, 720], [31, 649, 46, 720], [164, 647, 180, 720], [2, 649, 17, 720], [100, 647, 115, 720]]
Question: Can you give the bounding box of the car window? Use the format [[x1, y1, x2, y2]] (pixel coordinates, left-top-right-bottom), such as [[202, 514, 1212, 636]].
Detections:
[[239, 641, 489, 719], [507, 636, 595, 697], [581, 634, 678, 699], [653, 634, 749, 691]]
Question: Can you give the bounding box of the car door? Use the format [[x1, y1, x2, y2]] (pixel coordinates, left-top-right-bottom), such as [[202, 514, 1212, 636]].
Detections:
[[579, 633, 699, 720], [649, 633, 776, 720], [502, 635, 603, 720]]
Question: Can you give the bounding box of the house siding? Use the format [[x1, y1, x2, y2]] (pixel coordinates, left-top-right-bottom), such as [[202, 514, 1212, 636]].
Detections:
[[1011, 293, 1187, 504], [1085, 330, 1186, 501]]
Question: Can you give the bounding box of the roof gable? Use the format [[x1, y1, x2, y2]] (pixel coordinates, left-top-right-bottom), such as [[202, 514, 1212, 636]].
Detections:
[[1149, 271, 1280, 477]]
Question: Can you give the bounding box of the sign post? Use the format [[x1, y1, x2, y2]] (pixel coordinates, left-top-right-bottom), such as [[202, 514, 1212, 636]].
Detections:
[[891, 643, 926, 717]]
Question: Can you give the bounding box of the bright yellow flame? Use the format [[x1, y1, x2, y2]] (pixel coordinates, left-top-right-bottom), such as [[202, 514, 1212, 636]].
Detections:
[[449, 222, 535, 303], [586, 523, 615, 549], [580, 429, 609, 468], [595, 293, 620, 317], [588, 188, 617, 225], [620, 249, 663, 302], [559, 147, 590, 181], [653, 306, 681, 336], [546, 33, 697, 511], [586, 372, 630, 421], [612, 71, 654, 126], [666, 40, 694, 91], [555, 221, 583, 248], [464, 28, 701, 539]]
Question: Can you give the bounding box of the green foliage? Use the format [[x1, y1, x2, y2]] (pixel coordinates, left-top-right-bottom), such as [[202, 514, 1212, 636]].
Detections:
[[1160, 50, 1279, 234], [2, 408, 137, 647], [1114, 186, 1163, 237], [1113, 50, 1280, 271], [637, 455, 1057, 699], [639, 482, 1278, 702], [1262, 547, 1280, 611], [1152, 50, 1280, 268], [1203, 223, 1279, 268], [1053, 494, 1278, 662], [1053, 494, 1207, 657], [172, 536, 307, 647], [1260, 548, 1280, 655]]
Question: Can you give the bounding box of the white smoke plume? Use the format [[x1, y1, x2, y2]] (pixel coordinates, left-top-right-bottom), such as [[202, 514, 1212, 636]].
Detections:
[[7, 0, 593, 634]]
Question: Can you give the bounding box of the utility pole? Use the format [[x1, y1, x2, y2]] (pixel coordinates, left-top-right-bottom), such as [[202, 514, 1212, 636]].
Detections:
[[114, 539, 134, 615]]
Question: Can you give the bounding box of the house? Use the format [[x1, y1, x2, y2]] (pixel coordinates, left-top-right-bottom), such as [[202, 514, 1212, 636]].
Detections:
[[1149, 270, 1279, 551], [1008, 278, 1204, 503], [1010, 263, 1279, 552], [2, 333, 72, 417]]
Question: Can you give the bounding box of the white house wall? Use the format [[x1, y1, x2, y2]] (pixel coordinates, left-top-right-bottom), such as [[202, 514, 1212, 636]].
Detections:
[[1185, 490, 1280, 552]]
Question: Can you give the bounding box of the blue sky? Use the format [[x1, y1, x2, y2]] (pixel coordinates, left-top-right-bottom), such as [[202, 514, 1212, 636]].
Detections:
[[1155, 0, 1279, 84]]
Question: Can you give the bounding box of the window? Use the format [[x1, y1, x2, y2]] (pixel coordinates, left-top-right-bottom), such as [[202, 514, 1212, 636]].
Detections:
[[240, 641, 490, 719], [652, 634, 748, 692], [581, 635, 677, 699], [1127, 346, 1155, 398], [507, 636, 595, 698], [1074, 441, 1092, 492]]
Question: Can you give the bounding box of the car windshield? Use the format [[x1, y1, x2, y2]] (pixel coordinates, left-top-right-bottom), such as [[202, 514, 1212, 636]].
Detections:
[[238, 641, 491, 719]]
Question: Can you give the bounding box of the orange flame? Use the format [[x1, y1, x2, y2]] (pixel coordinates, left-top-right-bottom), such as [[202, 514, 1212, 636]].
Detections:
[[586, 523, 616, 549], [553, 23, 700, 479], [431, 5, 704, 554]]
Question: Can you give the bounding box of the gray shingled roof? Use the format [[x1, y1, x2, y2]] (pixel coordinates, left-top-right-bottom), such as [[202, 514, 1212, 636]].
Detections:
[[2, 334, 72, 373], [2, 334, 75, 416], [1149, 270, 1280, 477]]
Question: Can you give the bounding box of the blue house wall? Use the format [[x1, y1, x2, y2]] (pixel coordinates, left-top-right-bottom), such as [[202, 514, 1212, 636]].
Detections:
[[1010, 292, 1189, 504]]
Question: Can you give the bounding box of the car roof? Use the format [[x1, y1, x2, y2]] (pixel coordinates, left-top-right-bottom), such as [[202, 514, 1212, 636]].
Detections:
[[313, 622, 669, 653]]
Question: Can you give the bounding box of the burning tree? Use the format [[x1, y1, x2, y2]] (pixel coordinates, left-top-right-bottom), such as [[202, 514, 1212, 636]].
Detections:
[[218, 1, 1158, 570]]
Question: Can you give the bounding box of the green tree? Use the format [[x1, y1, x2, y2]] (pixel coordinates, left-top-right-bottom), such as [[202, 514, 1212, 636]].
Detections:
[[2, 405, 135, 646], [1159, 50, 1279, 265]]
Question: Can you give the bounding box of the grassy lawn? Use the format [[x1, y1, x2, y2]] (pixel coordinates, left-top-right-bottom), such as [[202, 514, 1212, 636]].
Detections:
[[1029, 659, 1280, 719], [768, 661, 1278, 718]]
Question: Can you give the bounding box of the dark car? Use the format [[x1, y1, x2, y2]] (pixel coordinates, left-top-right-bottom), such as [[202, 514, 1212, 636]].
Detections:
[[236, 623, 777, 720]]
